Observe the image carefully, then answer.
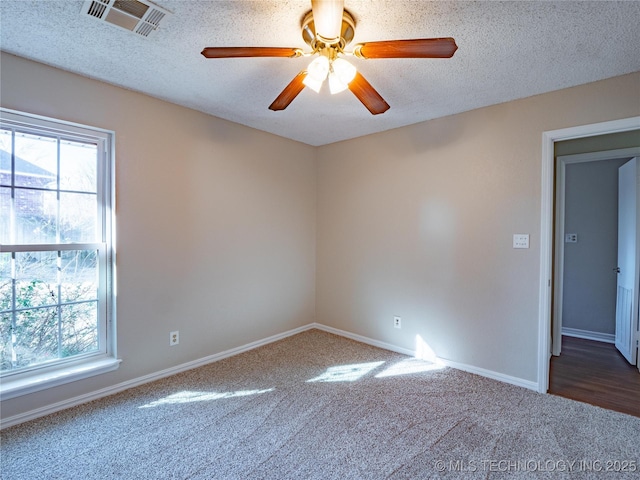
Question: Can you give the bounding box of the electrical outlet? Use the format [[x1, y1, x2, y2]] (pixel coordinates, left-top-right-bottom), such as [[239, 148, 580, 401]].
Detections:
[[394, 316, 401, 329], [170, 331, 179, 346]]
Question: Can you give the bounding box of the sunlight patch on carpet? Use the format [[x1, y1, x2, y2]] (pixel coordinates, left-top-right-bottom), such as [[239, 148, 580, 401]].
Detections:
[[139, 389, 274, 408], [375, 358, 444, 378], [306, 361, 385, 383]]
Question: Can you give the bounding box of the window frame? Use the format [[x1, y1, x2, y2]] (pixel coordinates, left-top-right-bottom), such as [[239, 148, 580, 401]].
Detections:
[[0, 108, 118, 400]]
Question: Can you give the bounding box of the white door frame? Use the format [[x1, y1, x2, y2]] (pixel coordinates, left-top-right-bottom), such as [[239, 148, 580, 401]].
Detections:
[[553, 148, 640, 356], [537, 116, 640, 393]]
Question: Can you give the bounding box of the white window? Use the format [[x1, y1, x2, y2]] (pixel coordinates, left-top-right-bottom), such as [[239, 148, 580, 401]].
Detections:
[[0, 108, 118, 400]]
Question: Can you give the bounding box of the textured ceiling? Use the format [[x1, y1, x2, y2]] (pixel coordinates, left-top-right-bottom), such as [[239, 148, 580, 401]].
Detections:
[[1, 1, 639, 146]]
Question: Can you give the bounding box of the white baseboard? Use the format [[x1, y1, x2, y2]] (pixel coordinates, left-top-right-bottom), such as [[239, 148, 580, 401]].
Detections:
[[436, 357, 538, 391], [313, 323, 416, 357], [2, 322, 538, 429], [313, 324, 538, 391], [0, 324, 315, 430], [562, 327, 615, 344]]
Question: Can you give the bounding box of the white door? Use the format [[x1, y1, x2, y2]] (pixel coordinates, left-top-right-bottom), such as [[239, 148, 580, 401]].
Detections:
[[615, 157, 639, 366]]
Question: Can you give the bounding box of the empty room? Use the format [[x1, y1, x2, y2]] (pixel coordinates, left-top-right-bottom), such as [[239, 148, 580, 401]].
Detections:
[[1, 1, 639, 478]]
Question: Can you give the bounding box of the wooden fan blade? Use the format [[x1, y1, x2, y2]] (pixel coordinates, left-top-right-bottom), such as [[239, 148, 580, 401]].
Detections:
[[354, 38, 458, 59], [269, 71, 308, 111], [201, 47, 302, 58], [348, 72, 390, 115]]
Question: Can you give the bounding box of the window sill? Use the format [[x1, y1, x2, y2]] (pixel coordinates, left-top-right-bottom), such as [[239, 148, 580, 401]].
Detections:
[[0, 357, 121, 401]]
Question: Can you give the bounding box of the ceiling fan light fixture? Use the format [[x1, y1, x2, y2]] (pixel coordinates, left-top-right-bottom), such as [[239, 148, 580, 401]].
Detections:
[[306, 55, 330, 81], [328, 72, 347, 94], [328, 58, 356, 94], [332, 58, 356, 83], [311, 0, 344, 44], [303, 55, 330, 92], [200, 1, 456, 114], [302, 74, 324, 93]]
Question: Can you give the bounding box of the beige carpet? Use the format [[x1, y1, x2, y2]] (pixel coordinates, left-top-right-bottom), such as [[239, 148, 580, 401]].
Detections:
[[2, 329, 639, 479]]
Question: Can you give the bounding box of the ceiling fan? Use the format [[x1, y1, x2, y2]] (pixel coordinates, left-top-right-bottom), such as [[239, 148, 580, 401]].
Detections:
[[201, 0, 457, 115]]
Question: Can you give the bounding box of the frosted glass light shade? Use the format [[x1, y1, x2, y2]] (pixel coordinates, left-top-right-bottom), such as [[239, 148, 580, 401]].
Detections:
[[303, 56, 330, 92], [328, 58, 356, 94], [303, 55, 356, 95], [303, 74, 324, 93], [332, 58, 356, 84], [328, 72, 347, 94], [307, 56, 330, 81]]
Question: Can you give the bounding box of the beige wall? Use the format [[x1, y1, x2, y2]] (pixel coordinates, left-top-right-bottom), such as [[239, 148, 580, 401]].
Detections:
[[1, 51, 639, 421], [316, 72, 640, 382], [0, 53, 317, 420]]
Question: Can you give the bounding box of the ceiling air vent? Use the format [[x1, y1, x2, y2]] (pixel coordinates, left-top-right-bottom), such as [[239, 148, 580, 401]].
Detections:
[[82, 0, 171, 37]]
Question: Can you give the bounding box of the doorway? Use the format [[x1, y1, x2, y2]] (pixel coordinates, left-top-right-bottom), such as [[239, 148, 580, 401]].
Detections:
[[537, 117, 640, 394], [552, 149, 639, 356], [550, 147, 640, 411]]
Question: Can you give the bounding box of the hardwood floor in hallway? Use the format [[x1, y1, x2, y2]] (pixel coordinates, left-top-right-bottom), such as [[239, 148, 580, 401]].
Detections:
[[549, 336, 640, 417]]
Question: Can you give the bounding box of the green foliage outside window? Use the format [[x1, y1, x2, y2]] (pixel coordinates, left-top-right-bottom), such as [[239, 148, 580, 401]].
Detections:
[[0, 251, 99, 373]]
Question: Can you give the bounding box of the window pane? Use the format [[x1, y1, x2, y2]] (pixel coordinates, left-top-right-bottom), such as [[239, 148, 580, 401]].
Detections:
[[0, 186, 10, 243], [60, 192, 97, 242], [14, 189, 57, 244], [0, 252, 10, 309], [0, 254, 12, 371], [15, 251, 58, 309], [61, 302, 98, 357], [0, 127, 11, 149], [61, 250, 98, 303], [14, 132, 57, 189], [0, 312, 13, 371], [60, 140, 97, 192], [13, 307, 59, 370]]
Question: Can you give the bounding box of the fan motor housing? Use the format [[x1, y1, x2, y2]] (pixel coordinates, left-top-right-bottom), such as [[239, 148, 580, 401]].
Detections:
[[301, 9, 355, 52]]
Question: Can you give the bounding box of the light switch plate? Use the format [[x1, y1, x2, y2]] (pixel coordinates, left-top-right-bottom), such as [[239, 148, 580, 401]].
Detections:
[[513, 234, 529, 249]]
